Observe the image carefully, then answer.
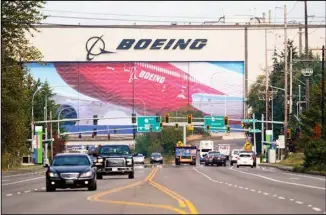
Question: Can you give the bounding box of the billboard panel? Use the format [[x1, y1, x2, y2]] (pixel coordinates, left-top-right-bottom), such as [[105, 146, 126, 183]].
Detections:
[[25, 61, 244, 127]]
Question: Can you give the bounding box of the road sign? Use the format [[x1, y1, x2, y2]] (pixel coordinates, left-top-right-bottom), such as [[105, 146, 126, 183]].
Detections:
[[241, 119, 258, 123], [137, 116, 162, 133], [176, 141, 183, 146], [249, 129, 261, 133], [204, 116, 226, 131]]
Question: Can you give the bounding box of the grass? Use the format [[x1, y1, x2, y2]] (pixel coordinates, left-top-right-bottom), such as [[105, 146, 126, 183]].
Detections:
[[2, 164, 44, 172], [278, 153, 305, 167]]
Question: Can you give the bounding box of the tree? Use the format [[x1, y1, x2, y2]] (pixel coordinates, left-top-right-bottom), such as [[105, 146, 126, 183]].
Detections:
[[1, 1, 47, 168]]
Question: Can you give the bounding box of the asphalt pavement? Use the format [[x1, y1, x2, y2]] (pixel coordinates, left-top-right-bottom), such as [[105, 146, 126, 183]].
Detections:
[[2, 139, 325, 214]]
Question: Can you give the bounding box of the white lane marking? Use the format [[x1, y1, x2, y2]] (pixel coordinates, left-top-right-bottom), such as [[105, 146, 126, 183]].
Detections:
[[290, 199, 294, 201], [308, 205, 312, 207], [2, 176, 44, 186], [278, 196, 285, 200], [2, 179, 9, 182], [6, 194, 12, 197], [230, 168, 326, 190], [24, 190, 31, 193], [250, 189, 256, 192], [17, 192, 21, 194], [273, 194, 277, 197], [245, 187, 249, 190], [296, 201, 303, 204], [219, 181, 223, 184], [281, 172, 326, 181], [312, 207, 321, 212], [41, 187, 45, 190], [239, 186, 243, 189], [2, 171, 43, 178], [34, 188, 38, 191], [258, 190, 262, 193], [289, 178, 300, 180], [263, 192, 269, 195]]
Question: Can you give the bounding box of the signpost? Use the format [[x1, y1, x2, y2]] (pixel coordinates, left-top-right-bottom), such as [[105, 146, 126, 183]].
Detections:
[[136, 116, 162, 132], [204, 116, 226, 131]]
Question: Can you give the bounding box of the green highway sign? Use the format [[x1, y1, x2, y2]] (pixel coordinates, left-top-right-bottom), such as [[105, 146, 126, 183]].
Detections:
[[137, 116, 161, 133], [249, 129, 261, 133], [241, 119, 258, 123], [204, 116, 226, 131]]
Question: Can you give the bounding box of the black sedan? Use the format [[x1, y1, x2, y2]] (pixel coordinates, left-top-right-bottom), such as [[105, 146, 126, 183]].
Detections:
[[204, 151, 227, 166], [150, 153, 163, 164], [44, 153, 97, 192]]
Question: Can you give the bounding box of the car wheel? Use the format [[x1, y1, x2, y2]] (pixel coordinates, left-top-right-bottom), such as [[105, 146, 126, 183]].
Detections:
[[224, 163, 227, 167], [230, 161, 233, 166], [46, 184, 55, 192], [128, 172, 135, 179], [237, 165, 239, 168], [96, 174, 103, 180], [204, 162, 208, 166], [251, 165, 254, 168], [160, 161, 163, 164], [88, 180, 97, 191]]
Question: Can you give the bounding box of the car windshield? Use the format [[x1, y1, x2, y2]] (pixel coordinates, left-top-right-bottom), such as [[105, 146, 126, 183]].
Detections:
[[201, 149, 212, 152], [135, 154, 143, 157], [152, 153, 161, 157], [233, 150, 240, 155], [239, 154, 252, 157], [52, 155, 90, 166], [100, 145, 131, 155]]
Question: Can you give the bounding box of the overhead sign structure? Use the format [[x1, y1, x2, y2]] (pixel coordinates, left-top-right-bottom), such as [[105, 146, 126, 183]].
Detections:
[[204, 116, 226, 131], [249, 129, 261, 133], [241, 119, 258, 123], [137, 116, 162, 133]]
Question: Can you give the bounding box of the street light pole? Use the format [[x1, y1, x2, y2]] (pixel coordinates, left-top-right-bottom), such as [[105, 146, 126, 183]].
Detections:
[[31, 86, 42, 152], [284, 5, 289, 158], [322, 45, 325, 138]]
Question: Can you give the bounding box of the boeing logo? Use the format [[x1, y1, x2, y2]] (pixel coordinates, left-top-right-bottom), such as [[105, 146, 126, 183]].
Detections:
[[85, 35, 208, 61]]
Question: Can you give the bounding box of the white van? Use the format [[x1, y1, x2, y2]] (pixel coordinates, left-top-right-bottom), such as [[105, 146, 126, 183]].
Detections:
[[199, 140, 214, 162]]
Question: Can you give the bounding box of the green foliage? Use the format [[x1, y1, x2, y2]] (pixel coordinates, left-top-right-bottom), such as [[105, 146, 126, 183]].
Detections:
[[1, 1, 48, 169], [303, 139, 326, 171]]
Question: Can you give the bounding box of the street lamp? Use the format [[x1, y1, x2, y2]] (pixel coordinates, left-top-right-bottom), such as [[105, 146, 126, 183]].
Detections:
[[31, 86, 42, 150]]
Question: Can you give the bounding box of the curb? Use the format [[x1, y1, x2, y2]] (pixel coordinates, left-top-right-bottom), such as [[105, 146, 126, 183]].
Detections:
[[259, 163, 326, 176]]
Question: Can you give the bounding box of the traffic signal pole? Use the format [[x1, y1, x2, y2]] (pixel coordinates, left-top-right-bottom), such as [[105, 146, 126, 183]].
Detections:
[[253, 113, 256, 154], [183, 125, 187, 145]]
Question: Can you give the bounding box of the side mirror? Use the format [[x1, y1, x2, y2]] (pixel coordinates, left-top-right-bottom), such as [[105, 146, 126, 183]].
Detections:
[[43, 163, 49, 168]]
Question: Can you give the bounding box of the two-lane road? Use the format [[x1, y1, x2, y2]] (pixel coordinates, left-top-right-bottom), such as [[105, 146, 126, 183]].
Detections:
[[2, 163, 325, 214]]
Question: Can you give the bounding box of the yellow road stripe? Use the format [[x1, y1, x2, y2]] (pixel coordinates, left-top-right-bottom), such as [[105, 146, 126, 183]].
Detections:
[[87, 166, 198, 214], [94, 198, 188, 214]]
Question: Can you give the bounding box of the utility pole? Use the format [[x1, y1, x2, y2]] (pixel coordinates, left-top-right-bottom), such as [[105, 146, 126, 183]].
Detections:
[[244, 27, 248, 118], [284, 5, 288, 158], [322, 45, 325, 138], [50, 110, 53, 160], [298, 26, 303, 56], [289, 47, 293, 115], [304, 0, 310, 110], [44, 97, 48, 165], [265, 28, 270, 130]]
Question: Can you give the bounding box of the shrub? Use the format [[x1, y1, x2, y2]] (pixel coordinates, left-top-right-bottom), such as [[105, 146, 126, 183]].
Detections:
[[303, 139, 326, 171]]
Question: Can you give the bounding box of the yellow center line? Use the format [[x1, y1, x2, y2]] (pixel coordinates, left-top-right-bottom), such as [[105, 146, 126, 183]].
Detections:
[[87, 166, 198, 214]]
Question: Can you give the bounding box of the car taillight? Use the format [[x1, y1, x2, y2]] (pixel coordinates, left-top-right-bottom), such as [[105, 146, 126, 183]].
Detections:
[[237, 157, 240, 160]]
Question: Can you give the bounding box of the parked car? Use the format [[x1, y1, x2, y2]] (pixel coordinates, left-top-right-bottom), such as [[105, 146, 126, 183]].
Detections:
[[150, 153, 163, 164], [204, 151, 227, 166], [230, 149, 241, 166], [44, 153, 97, 192], [133, 154, 145, 164], [237, 152, 254, 168]]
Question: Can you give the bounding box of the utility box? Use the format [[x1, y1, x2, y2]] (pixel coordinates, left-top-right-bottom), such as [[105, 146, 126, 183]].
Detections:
[[268, 149, 276, 163]]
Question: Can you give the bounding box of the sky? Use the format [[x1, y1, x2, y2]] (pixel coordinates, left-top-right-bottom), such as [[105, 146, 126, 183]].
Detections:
[[42, 1, 326, 26]]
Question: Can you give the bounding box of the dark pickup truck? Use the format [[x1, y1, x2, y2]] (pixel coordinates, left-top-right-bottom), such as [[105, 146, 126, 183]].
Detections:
[[91, 144, 134, 179]]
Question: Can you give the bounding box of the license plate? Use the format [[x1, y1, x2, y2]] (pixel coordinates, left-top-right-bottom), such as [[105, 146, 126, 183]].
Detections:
[[243, 161, 247, 163], [112, 168, 118, 171], [65, 179, 74, 184]]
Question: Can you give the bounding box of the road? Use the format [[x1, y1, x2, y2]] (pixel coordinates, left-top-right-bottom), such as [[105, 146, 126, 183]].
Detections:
[[2, 140, 325, 214]]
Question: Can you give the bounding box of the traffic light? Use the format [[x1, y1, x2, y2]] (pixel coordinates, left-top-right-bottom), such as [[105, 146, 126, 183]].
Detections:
[[165, 114, 170, 123], [132, 113, 136, 124], [206, 125, 210, 130], [133, 128, 136, 140], [241, 123, 245, 128], [224, 116, 229, 126], [226, 126, 230, 133], [175, 123, 179, 129], [187, 114, 192, 124], [160, 122, 163, 128], [287, 129, 291, 139], [79, 133, 82, 139], [156, 113, 160, 123], [93, 115, 98, 125]]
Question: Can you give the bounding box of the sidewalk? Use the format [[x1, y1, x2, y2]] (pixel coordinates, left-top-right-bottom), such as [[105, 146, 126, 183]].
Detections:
[[259, 163, 326, 176]]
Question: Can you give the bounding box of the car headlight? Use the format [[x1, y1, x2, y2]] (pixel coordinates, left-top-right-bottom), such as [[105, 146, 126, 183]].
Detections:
[[80, 171, 93, 178], [48, 172, 58, 177], [126, 158, 133, 165], [97, 157, 103, 163]]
